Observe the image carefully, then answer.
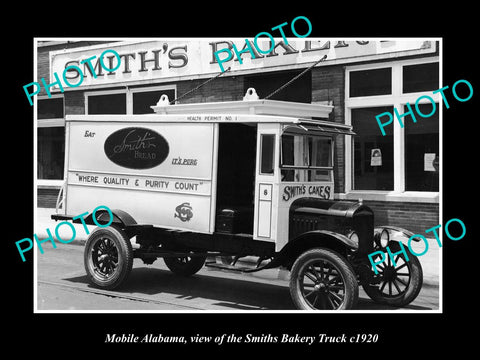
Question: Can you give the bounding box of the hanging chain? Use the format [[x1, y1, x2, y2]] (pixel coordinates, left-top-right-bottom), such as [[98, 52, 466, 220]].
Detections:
[[264, 55, 328, 100], [169, 67, 232, 105], [167, 54, 326, 104]]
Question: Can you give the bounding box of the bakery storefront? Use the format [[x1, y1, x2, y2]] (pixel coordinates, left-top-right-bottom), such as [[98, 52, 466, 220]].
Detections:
[[36, 38, 440, 233]]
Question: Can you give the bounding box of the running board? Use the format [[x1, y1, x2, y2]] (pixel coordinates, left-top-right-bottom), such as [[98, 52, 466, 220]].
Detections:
[[205, 261, 270, 273]]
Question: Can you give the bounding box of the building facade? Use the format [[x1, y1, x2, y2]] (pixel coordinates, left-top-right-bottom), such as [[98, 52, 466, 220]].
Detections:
[[36, 38, 440, 233]]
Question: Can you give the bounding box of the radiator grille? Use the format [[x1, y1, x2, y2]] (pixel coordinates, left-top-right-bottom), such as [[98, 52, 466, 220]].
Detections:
[[290, 214, 346, 239], [291, 215, 319, 235]]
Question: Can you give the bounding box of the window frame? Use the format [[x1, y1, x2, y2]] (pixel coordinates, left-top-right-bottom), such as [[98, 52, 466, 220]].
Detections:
[[344, 56, 441, 203], [350, 105, 395, 191], [259, 134, 276, 175], [349, 67, 393, 98], [280, 132, 334, 183], [280, 133, 334, 171], [404, 102, 440, 192], [402, 62, 440, 94], [85, 88, 127, 115]]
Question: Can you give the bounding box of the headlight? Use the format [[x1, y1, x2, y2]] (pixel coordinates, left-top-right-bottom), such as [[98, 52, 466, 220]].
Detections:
[[379, 229, 389, 248], [374, 228, 390, 248], [348, 231, 359, 242]]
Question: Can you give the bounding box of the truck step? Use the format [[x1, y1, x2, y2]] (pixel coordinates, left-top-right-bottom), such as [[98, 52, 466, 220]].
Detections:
[[204, 261, 261, 273], [164, 229, 190, 233]]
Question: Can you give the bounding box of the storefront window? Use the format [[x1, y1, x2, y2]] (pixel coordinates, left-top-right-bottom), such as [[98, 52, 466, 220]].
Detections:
[[245, 71, 312, 103], [88, 93, 126, 114], [38, 98, 64, 119], [352, 106, 394, 190], [349, 68, 391, 97], [38, 127, 64, 180], [405, 103, 439, 191], [347, 59, 439, 196], [133, 89, 176, 114], [403, 63, 439, 93], [38, 97, 65, 181]]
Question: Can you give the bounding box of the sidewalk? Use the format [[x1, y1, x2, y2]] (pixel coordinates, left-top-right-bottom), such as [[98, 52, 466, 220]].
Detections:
[[35, 207, 440, 286]]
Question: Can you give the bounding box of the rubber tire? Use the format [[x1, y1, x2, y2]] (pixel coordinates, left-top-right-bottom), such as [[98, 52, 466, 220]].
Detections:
[[290, 248, 359, 310], [84, 225, 133, 290], [362, 241, 423, 307], [164, 255, 206, 276]]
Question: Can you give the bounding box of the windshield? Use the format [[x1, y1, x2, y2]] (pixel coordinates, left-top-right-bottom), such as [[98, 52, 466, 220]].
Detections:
[[281, 133, 333, 182]]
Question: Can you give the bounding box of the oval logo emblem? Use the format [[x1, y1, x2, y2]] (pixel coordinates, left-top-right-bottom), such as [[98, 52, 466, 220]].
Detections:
[[104, 127, 169, 169]]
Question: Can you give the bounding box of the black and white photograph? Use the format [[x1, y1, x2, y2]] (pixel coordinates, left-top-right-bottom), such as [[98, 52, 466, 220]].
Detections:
[[33, 37, 442, 313], [8, 9, 477, 354]]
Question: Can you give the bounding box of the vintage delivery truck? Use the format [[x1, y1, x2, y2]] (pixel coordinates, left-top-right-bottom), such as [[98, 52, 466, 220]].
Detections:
[[52, 88, 423, 310]]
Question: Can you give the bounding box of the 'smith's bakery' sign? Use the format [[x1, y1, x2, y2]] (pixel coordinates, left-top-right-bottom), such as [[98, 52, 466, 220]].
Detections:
[[49, 39, 436, 89]]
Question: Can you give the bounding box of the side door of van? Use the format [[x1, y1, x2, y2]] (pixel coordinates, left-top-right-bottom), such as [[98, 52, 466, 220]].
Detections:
[[253, 123, 281, 243]]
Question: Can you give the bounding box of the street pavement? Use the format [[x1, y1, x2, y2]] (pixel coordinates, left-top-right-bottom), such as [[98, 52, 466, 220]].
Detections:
[[36, 244, 439, 311], [35, 207, 440, 311]]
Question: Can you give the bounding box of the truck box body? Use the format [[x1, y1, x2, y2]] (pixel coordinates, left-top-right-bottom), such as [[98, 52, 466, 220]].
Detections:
[[63, 117, 216, 233]]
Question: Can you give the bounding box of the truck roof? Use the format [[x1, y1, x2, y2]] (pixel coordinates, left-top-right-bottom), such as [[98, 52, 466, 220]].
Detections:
[[151, 97, 333, 119], [65, 89, 355, 136]]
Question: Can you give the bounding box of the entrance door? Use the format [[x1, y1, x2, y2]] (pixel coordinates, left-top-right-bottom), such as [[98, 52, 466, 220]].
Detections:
[[254, 124, 280, 241], [215, 123, 256, 234]]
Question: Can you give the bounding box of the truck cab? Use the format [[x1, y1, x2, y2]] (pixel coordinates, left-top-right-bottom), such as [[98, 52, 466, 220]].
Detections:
[[53, 88, 423, 310]]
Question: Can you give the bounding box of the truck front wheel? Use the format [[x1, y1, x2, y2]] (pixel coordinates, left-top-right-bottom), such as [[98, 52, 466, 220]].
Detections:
[[362, 241, 423, 307], [164, 255, 206, 276], [290, 248, 359, 310], [84, 225, 133, 290]]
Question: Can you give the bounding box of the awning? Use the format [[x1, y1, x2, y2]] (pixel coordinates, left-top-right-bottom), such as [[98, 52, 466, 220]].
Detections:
[[284, 119, 356, 136]]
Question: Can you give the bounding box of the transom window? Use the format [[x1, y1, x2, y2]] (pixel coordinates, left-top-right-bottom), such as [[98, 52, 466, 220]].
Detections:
[[85, 86, 176, 115]]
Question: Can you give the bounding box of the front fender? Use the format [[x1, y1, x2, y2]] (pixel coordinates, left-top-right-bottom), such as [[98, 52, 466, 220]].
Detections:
[[267, 230, 358, 269], [374, 225, 420, 243]]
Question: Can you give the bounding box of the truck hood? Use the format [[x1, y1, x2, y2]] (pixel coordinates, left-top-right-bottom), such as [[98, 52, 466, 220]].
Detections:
[[289, 198, 375, 256], [289, 198, 372, 218]]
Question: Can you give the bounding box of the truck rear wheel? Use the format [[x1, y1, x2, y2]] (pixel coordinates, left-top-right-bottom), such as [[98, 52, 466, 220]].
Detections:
[[164, 255, 206, 276], [84, 225, 133, 290], [290, 248, 358, 310]]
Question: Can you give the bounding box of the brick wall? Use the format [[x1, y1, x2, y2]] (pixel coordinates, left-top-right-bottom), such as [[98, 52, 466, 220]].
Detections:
[[37, 50, 49, 96], [363, 200, 439, 234], [176, 76, 245, 104]]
